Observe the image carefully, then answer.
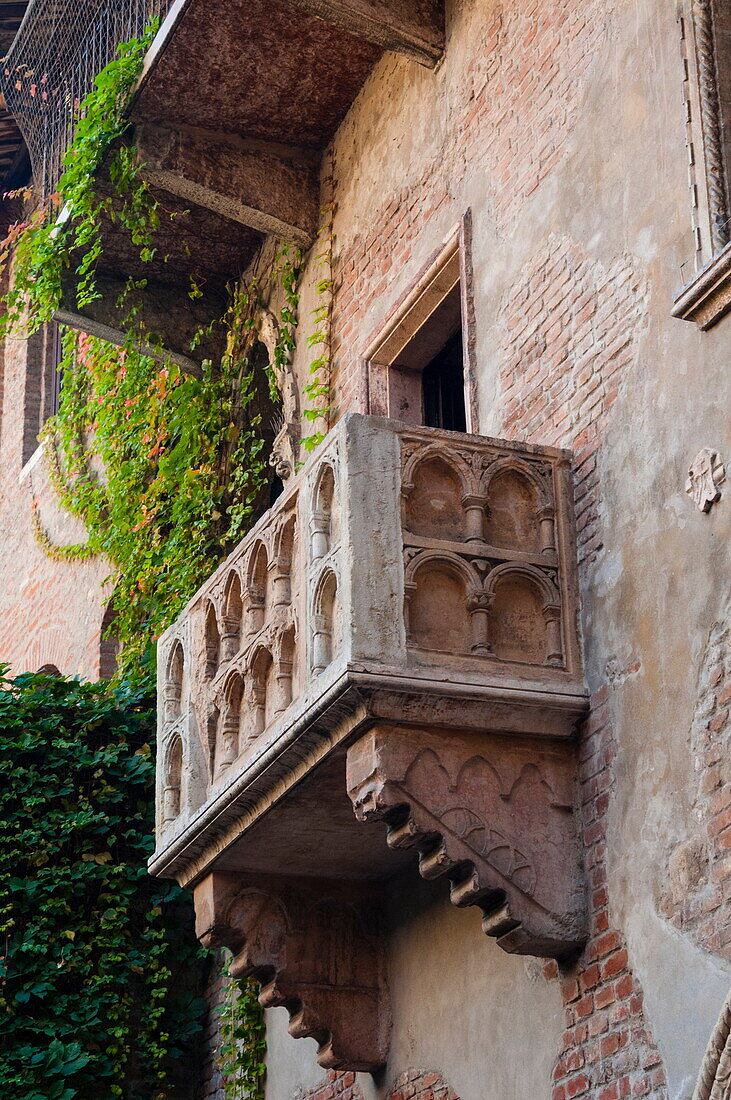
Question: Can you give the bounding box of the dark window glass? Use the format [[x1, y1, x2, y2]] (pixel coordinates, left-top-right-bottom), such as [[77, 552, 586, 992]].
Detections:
[[422, 329, 466, 432]]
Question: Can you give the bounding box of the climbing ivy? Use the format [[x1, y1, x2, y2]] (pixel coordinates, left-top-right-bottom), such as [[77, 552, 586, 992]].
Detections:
[[302, 202, 335, 452], [218, 962, 267, 1100], [0, 669, 205, 1099], [0, 30, 305, 680]]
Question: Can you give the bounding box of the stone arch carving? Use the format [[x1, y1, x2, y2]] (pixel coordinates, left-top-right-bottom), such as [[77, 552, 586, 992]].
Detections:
[[402, 451, 471, 541], [402, 441, 475, 498], [249, 645, 275, 735], [223, 886, 292, 966], [272, 512, 297, 607], [484, 466, 542, 553], [222, 571, 244, 660], [203, 600, 221, 679], [485, 564, 562, 666], [312, 569, 339, 673], [165, 640, 184, 722], [405, 551, 477, 654], [246, 542, 269, 635], [218, 670, 245, 769], [163, 734, 183, 821], [312, 568, 339, 674], [276, 625, 297, 712], [311, 463, 336, 561]]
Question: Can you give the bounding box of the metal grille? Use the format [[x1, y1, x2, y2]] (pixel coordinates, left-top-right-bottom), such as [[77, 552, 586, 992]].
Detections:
[[0, 0, 171, 197]]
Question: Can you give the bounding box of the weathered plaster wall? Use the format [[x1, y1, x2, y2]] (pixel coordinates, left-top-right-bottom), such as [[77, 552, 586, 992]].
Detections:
[[282, 0, 731, 1093], [0, 330, 111, 679], [263, 878, 563, 1100]]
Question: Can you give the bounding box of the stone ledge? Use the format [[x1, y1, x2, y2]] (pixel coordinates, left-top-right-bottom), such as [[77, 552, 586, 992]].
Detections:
[[672, 242, 731, 330]]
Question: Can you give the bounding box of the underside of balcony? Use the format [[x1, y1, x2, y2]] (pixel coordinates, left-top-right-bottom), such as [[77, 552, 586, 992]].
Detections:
[[4, 0, 444, 359]]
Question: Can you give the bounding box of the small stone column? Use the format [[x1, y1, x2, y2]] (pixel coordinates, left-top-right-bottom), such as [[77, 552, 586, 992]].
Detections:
[[310, 511, 330, 561], [538, 505, 557, 556], [244, 589, 265, 637], [462, 493, 487, 543], [218, 713, 239, 768], [275, 657, 294, 712], [162, 783, 180, 822], [543, 604, 563, 666], [467, 592, 492, 655], [220, 615, 241, 661], [163, 682, 181, 723], [312, 613, 332, 673], [269, 568, 291, 608]]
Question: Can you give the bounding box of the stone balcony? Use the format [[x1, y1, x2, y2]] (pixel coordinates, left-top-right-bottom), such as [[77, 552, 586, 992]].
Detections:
[[151, 414, 589, 1071]]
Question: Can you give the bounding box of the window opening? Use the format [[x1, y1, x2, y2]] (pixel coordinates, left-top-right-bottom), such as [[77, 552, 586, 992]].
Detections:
[[422, 329, 466, 432], [22, 320, 62, 466]]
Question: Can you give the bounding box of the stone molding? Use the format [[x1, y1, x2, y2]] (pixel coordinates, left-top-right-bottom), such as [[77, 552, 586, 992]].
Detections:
[[691, 0, 729, 254], [346, 725, 587, 958], [672, 240, 731, 329], [194, 872, 390, 1072]]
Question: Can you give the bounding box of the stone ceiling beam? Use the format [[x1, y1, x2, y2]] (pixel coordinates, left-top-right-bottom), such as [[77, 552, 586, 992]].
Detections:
[[289, 0, 444, 67], [55, 274, 228, 376], [134, 123, 320, 247]]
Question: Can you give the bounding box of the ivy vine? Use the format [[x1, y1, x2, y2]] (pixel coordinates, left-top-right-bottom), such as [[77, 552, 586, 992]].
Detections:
[[0, 30, 304, 680], [0, 669, 204, 1099], [217, 962, 266, 1100], [302, 201, 335, 452]]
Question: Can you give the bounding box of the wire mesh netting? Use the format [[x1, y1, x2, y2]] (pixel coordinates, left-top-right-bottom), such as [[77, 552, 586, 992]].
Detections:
[[0, 0, 172, 197]]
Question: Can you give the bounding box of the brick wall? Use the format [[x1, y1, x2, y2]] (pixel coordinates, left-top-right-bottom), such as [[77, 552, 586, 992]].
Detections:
[[294, 1069, 458, 1100], [547, 690, 667, 1099], [492, 227, 668, 1095], [328, 0, 616, 415], [497, 236, 649, 567]]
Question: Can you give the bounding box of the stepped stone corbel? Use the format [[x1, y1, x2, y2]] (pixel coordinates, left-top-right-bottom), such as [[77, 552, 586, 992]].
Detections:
[[346, 725, 587, 959], [194, 872, 391, 1072]]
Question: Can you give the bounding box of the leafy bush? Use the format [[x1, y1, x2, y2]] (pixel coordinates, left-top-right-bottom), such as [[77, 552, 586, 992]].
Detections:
[[0, 670, 205, 1099]]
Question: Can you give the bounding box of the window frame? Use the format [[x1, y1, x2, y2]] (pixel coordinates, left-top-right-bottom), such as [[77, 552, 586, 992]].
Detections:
[[360, 211, 478, 432]]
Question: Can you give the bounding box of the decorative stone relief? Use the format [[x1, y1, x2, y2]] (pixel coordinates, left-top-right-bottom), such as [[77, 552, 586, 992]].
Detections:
[[401, 438, 567, 668], [346, 725, 587, 958], [686, 447, 725, 512], [258, 307, 301, 482], [194, 872, 390, 1072]]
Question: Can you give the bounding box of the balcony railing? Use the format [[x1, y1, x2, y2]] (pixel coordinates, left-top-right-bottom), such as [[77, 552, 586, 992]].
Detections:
[[151, 414, 588, 1067], [1, 0, 171, 196], [153, 412, 585, 861]]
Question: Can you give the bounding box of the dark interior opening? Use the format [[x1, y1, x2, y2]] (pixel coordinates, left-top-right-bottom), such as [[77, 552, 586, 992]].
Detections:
[[422, 329, 466, 433]]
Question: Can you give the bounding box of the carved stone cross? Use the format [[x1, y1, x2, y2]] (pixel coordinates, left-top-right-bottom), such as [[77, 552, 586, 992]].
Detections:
[[686, 448, 725, 512]]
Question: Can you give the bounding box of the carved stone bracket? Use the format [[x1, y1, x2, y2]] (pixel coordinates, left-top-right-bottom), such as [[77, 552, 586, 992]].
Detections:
[[346, 725, 587, 959], [194, 872, 391, 1072]]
